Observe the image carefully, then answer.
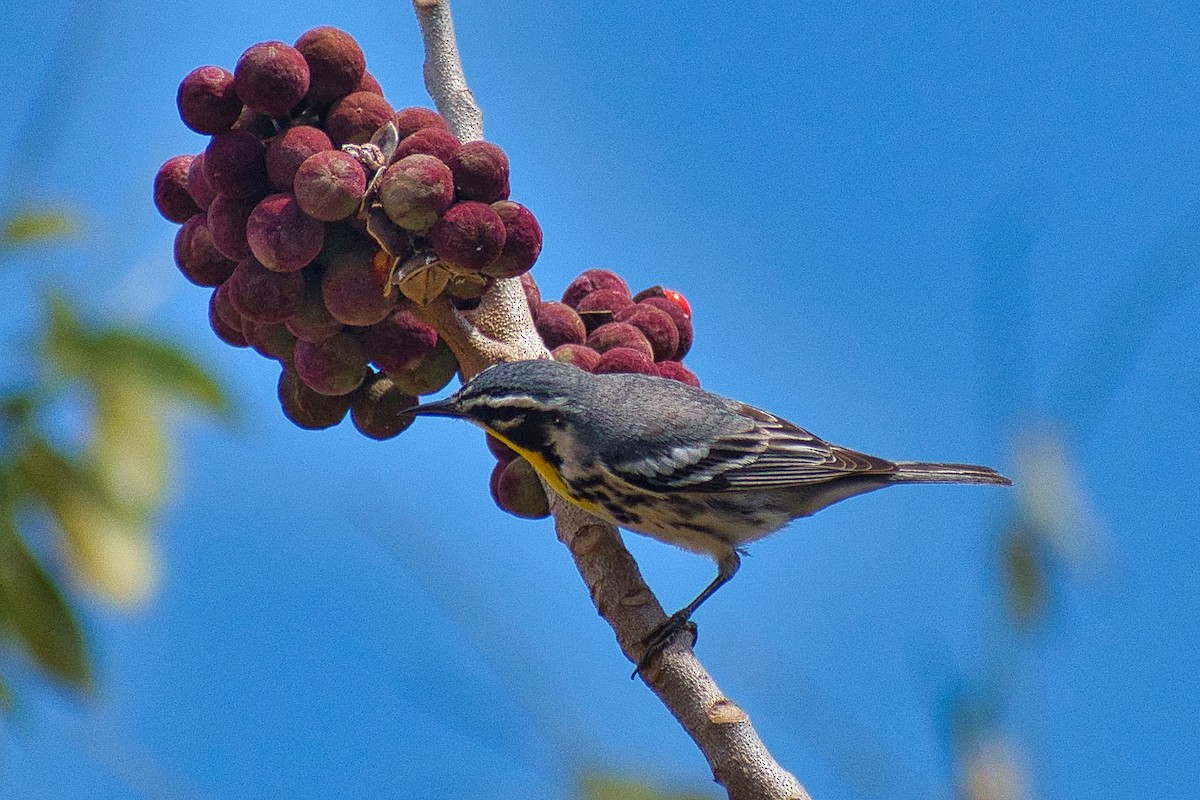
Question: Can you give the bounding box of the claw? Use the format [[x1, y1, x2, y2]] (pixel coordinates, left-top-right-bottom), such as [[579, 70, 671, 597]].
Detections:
[[631, 614, 698, 679]]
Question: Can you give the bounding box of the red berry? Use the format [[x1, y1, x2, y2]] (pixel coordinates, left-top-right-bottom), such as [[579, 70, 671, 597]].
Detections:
[[294, 331, 367, 396], [654, 360, 700, 387], [293, 150, 366, 222], [204, 130, 269, 200], [448, 140, 510, 203], [377, 154, 455, 231], [594, 347, 655, 375], [294, 26, 365, 104], [246, 193, 324, 272], [234, 41, 310, 118], [551, 344, 601, 372], [429, 201, 507, 272], [278, 368, 350, 429], [177, 66, 242, 134], [484, 201, 542, 278], [325, 91, 395, 147], [562, 269, 630, 309], [154, 155, 201, 223], [393, 107, 450, 141], [265, 125, 333, 191], [226, 256, 305, 324], [534, 302, 586, 349], [351, 372, 417, 440]]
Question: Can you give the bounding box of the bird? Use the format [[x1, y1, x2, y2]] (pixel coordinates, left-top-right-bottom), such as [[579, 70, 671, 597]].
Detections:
[[407, 359, 1011, 672]]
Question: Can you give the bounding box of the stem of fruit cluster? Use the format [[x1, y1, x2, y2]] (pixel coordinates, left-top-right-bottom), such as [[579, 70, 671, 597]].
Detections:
[[409, 2, 809, 798]]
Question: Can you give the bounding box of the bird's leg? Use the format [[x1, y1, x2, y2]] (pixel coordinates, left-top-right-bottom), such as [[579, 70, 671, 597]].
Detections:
[[633, 548, 742, 678]]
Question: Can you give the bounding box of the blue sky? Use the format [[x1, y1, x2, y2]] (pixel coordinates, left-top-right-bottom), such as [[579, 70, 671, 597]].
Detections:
[[1, 1, 1197, 798]]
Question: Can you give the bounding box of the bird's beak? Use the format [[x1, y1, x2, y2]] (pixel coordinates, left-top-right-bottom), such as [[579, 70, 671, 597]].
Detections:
[[403, 398, 464, 418]]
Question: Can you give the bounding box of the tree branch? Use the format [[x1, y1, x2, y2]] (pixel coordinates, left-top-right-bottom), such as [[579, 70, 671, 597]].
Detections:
[[410, 2, 809, 797]]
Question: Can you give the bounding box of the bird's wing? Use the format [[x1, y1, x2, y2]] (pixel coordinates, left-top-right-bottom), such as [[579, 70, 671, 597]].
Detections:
[[609, 403, 896, 493]]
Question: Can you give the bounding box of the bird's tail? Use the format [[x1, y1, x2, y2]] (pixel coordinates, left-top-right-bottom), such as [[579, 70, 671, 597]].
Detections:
[[890, 462, 1012, 486]]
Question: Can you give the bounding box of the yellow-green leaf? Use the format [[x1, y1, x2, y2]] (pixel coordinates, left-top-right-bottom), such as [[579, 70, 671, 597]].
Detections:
[[0, 206, 79, 249], [92, 379, 170, 516], [13, 438, 157, 606], [0, 475, 92, 689], [581, 773, 714, 800], [43, 293, 230, 418]]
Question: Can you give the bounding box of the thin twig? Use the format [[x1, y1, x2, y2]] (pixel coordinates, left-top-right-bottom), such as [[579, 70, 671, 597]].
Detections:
[[409, 2, 809, 797]]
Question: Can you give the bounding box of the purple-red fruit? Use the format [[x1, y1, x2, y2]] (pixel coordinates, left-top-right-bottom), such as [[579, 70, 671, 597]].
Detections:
[[484, 201, 542, 278], [350, 374, 417, 441], [587, 322, 654, 362], [551, 344, 601, 372], [278, 368, 351, 429], [613, 303, 679, 362], [633, 285, 693, 320], [639, 296, 693, 360], [285, 271, 343, 343], [486, 433, 518, 464], [321, 238, 396, 326], [246, 193, 324, 272], [490, 458, 550, 519], [186, 154, 217, 209], [208, 288, 248, 347], [204, 131, 269, 200], [154, 155, 201, 222], [561, 269, 630, 309], [226, 256, 305, 323], [361, 307, 438, 376], [448, 141, 510, 203], [265, 125, 333, 191], [393, 127, 461, 163], [234, 41, 310, 118], [356, 71, 383, 95], [351, 372, 417, 440], [388, 340, 458, 396], [177, 66, 242, 134], [594, 347, 655, 375], [654, 360, 700, 387], [206, 194, 255, 260], [377, 154, 455, 231], [294, 26, 365, 104], [294, 331, 367, 396], [430, 201, 506, 271], [534, 302, 586, 349], [575, 289, 634, 332], [393, 107, 449, 141], [246, 322, 297, 364], [293, 150, 366, 221], [325, 91, 395, 146], [212, 281, 245, 332], [174, 213, 236, 287], [231, 107, 278, 138], [520, 272, 541, 313]]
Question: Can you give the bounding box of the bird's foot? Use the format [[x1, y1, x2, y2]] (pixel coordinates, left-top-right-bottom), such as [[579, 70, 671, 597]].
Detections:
[[631, 612, 698, 679]]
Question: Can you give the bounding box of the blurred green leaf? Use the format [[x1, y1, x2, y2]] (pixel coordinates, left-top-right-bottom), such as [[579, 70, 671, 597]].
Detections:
[[13, 437, 157, 606], [0, 472, 92, 690], [92, 380, 170, 516], [581, 773, 714, 800], [90, 330, 230, 416], [1000, 524, 1048, 631], [0, 206, 79, 249], [43, 293, 230, 418]]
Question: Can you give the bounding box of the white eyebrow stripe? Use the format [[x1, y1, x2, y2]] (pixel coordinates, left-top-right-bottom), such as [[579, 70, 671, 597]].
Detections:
[[457, 394, 555, 413]]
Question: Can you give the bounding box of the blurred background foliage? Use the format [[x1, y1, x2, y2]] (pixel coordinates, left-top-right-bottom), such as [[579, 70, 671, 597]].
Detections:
[[0, 207, 229, 704]]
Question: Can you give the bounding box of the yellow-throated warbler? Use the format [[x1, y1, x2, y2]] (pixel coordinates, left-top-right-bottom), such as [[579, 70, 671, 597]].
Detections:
[[409, 359, 1010, 668]]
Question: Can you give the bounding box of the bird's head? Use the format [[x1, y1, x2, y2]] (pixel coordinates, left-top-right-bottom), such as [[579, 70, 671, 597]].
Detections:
[[407, 359, 589, 456]]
